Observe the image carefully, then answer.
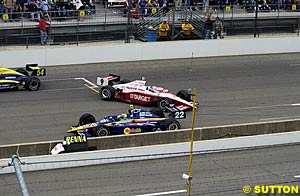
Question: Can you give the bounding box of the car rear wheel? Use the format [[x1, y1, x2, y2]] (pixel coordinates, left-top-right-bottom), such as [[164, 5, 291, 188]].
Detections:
[[79, 113, 96, 126], [163, 118, 181, 131], [150, 108, 165, 118], [99, 85, 115, 100], [158, 98, 172, 110], [25, 76, 40, 91], [16, 68, 29, 76], [94, 126, 109, 137], [176, 90, 191, 102]]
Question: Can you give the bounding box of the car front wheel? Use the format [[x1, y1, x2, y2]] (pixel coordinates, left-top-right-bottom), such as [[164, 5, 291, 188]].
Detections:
[[78, 113, 96, 126]]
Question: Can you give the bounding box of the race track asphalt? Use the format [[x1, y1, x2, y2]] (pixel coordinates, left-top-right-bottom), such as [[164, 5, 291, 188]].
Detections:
[[2, 144, 300, 196], [1, 53, 300, 145]]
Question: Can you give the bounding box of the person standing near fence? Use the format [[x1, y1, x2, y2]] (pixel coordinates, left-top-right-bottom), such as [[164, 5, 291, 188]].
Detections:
[[205, 14, 214, 39], [213, 17, 224, 39], [158, 20, 170, 40], [181, 19, 194, 36], [39, 15, 50, 45]]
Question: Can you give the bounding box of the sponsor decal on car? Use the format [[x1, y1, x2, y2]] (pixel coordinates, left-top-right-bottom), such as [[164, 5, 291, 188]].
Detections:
[[0, 84, 11, 89], [124, 127, 142, 135], [130, 94, 151, 102]]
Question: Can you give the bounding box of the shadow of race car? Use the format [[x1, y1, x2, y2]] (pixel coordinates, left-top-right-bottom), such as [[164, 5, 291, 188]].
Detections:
[[0, 64, 46, 91], [96, 74, 195, 111], [67, 105, 186, 137]]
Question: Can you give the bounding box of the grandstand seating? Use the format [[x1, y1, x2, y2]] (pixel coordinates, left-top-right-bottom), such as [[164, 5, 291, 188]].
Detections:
[[0, 2, 300, 46]]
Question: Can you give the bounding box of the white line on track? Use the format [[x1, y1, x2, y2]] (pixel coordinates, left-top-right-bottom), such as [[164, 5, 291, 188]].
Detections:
[[75, 77, 98, 88], [294, 175, 300, 178], [133, 190, 187, 196], [39, 87, 87, 92], [259, 115, 300, 121], [289, 64, 300, 67], [42, 78, 77, 82], [239, 103, 300, 110]]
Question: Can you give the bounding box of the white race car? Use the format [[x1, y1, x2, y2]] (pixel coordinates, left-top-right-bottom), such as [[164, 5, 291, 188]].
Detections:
[[96, 74, 195, 111]]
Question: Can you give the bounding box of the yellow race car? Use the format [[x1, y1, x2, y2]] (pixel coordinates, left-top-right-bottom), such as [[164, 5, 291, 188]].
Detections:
[[0, 64, 46, 91]]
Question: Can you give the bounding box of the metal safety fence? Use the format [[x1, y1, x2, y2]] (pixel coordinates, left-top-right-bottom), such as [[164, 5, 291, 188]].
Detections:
[[0, 3, 300, 49]]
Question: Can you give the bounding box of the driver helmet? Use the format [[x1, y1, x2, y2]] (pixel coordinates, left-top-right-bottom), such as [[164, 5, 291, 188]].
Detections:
[[117, 113, 127, 120]]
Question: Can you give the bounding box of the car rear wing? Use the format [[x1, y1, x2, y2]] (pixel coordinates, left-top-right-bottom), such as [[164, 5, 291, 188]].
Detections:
[[96, 74, 120, 86], [26, 64, 46, 76]]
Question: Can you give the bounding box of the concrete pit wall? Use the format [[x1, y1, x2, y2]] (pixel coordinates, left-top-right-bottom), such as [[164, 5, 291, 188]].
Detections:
[[1, 119, 300, 159]]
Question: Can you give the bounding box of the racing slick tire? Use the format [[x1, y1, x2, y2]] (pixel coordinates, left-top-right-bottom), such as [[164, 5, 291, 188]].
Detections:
[[158, 98, 172, 110], [176, 90, 191, 102], [25, 76, 40, 91], [150, 108, 165, 118], [118, 79, 131, 84], [79, 113, 96, 126], [94, 125, 110, 137], [99, 85, 115, 100], [162, 118, 181, 131], [16, 68, 29, 76]]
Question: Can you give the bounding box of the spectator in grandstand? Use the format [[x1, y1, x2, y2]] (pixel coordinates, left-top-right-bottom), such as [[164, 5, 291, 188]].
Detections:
[[0, 0, 4, 16], [243, 0, 255, 12], [184, 0, 189, 7], [175, 0, 182, 8], [3, 0, 14, 21], [123, 0, 128, 16], [213, 17, 224, 39], [204, 14, 214, 39], [39, 14, 50, 45], [181, 19, 194, 36], [146, 0, 158, 14], [157, 0, 163, 6], [138, 0, 146, 19], [72, 0, 84, 20], [38, 0, 51, 19], [258, 0, 270, 11], [16, 0, 27, 13], [88, 0, 95, 14], [284, 0, 291, 10], [149, 0, 158, 7], [26, 0, 39, 21], [54, 0, 68, 20], [162, 0, 169, 13], [269, 0, 279, 11], [81, 0, 95, 14], [73, 0, 84, 10], [203, 0, 209, 12], [158, 20, 170, 39]]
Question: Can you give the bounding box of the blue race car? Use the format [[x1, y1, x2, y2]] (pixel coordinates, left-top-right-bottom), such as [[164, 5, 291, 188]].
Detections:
[[0, 64, 46, 91], [67, 105, 186, 137]]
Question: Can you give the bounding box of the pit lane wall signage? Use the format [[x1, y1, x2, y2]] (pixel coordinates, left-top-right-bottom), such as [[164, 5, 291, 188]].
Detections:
[[64, 135, 87, 144], [51, 135, 88, 155]]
